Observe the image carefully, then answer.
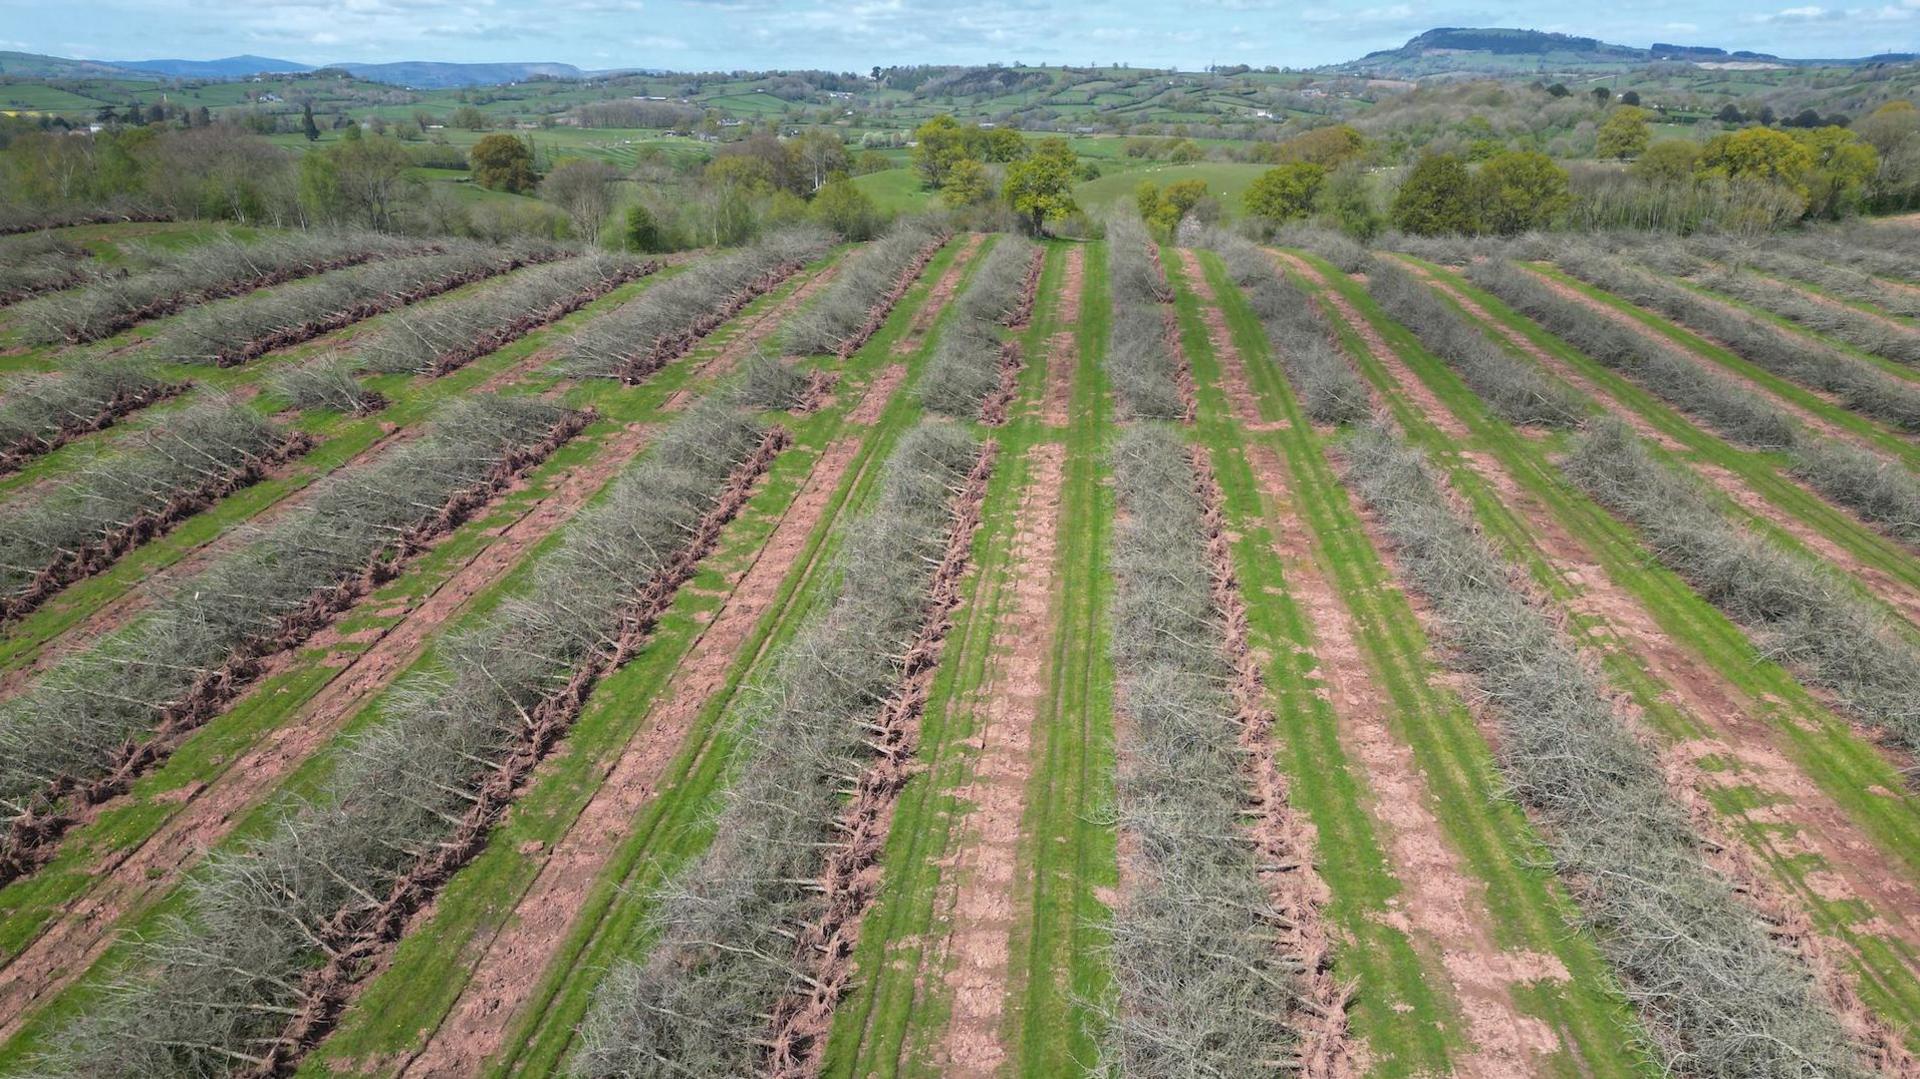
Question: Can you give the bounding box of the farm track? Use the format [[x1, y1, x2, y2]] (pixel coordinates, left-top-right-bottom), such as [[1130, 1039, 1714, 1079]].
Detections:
[[0, 249, 836, 1069], [819, 244, 1073, 1079], [1400, 258, 1920, 630], [1284, 249, 1920, 1054], [1182, 252, 1643, 1076], [300, 235, 980, 1079]]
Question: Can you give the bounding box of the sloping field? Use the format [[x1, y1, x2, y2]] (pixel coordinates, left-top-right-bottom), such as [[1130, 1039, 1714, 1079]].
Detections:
[[0, 219, 1917, 1079]]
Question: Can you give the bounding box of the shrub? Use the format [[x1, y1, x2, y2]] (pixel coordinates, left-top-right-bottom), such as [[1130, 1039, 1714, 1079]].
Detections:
[[563, 228, 832, 381], [359, 253, 653, 375], [1564, 419, 1920, 748], [1207, 228, 1371, 425], [1365, 258, 1585, 428], [1466, 258, 1799, 449], [270, 358, 385, 413], [570, 420, 985, 1077], [13, 231, 420, 344], [0, 364, 179, 472], [1788, 439, 1920, 547], [33, 389, 783, 1076], [919, 235, 1038, 420], [1105, 213, 1184, 421], [0, 396, 579, 877], [1692, 263, 1920, 366], [146, 243, 554, 367], [1096, 425, 1301, 1076], [0, 402, 294, 620], [1345, 420, 1866, 1078], [0, 232, 93, 305], [778, 219, 945, 356], [1688, 236, 1920, 319]]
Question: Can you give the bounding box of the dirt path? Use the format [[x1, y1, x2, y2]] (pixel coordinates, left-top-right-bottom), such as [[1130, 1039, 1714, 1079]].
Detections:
[[392, 382, 909, 1077], [1398, 261, 1920, 628], [1253, 444, 1571, 1076], [930, 444, 1064, 1077], [1039, 247, 1085, 427], [1176, 250, 1282, 430], [894, 234, 984, 356], [659, 261, 848, 412], [0, 423, 649, 1040]]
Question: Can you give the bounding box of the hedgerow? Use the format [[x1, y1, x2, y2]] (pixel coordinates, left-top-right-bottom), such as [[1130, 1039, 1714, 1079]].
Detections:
[[919, 234, 1039, 421], [1466, 258, 1798, 449], [570, 420, 989, 1078], [778, 219, 946, 357], [146, 243, 560, 367], [1095, 425, 1305, 1077], [1365, 258, 1585, 428], [1564, 419, 1920, 749], [359, 253, 655, 376], [0, 232, 94, 306], [0, 395, 581, 883], [1787, 439, 1920, 547], [1690, 263, 1920, 367], [30, 383, 787, 1075], [1776, 228, 1920, 285], [1106, 214, 1186, 421], [0, 402, 304, 624], [1686, 236, 1920, 320], [14, 231, 423, 344], [1551, 245, 1920, 433], [0, 363, 182, 474], [0, 202, 167, 236], [1344, 420, 1867, 1078], [1207, 229, 1372, 425], [561, 228, 830, 382]]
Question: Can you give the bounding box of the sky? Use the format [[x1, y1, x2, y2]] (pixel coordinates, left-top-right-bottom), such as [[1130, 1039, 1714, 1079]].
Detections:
[[2, 0, 1919, 71]]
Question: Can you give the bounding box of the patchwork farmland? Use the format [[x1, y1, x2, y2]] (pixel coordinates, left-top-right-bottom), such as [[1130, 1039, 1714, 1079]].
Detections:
[[1, 214, 1919, 1079]]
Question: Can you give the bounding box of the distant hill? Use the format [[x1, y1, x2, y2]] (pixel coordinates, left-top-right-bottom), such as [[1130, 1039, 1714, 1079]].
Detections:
[[1331, 27, 1913, 76], [113, 55, 312, 77], [324, 61, 584, 88], [0, 51, 139, 79]]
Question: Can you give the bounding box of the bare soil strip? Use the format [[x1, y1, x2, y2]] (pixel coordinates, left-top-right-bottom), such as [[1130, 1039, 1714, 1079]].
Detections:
[[1406, 262, 1920, 628], [394, 380, 914, 1076], [1190, 447, 1354, 1076], [1177, 251, 1279, 429], [894, 234, 984, 356], [1039, 247, 1085, 427], [0, 420, 635, 1038], [932, 443, 1064, 1077], [762, 443, 996, 1077], [674, 258, 846, 394]]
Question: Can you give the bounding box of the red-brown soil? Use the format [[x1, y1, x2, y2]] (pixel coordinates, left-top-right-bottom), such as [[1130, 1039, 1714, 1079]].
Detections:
[[1176, 250, 1283, 430], [1039, 247, 1085, 427], [932, 443, 1064, 1077], [894, 234, 983, 356]]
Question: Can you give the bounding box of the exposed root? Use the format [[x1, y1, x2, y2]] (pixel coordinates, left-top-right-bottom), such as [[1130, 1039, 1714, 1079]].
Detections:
[[1007, 245, 1046, 330], [760, 442, 997, 1078], [980, 341, 1022, 427]]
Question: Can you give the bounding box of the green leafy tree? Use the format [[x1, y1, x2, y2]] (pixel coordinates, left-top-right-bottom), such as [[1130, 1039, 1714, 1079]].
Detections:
[[1632, 139, 1702, 184], [1391, 152, 1476, 236], [1245, 162, 1326, 225], [301, 102, 320, 142], [623, 203, 663, 252], [450, 105, 491, 131], [1472, 150, 1571, 235], [1001, 137, 1079, 235], [1796, 126, 1879, 218], [1698, 127, 1815, 193], [470, 133, 537, 193], [1596, 106, 1650, 160], [1316, 161, 1382, 240], [811, 175, 880, 239], [910, 114, 971, 188], [942, 157, 991, 208]]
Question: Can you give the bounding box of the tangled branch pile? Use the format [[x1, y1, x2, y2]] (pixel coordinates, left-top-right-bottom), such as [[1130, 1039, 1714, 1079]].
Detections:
[[0, 363, 181, 473], [1365, 258, 1585, 428], [1692, 263, 1920, 367], [1565, 419, 1920, 748], [0, 396, 580, 882], [1686, 235, 1920, 320], [1209, 229, 1371, 425], [15, 231, 422, 344], [1096, 425, 1307, 1077], [779, 220, 946, 357], [1775, 228, 1920, 285], [561, 228, 830, 382], [360, 253, 656, 376], [571, 420, 988, 1078], [1467, 259, 1797, 449], [919, 234, 1040, 421], [1106, 214, 1186, 421], [147, 243, 559, 367], [1470, 258, 1920, 547], [1344, 421, 1867, 1078], [1553, 244, 1920, 433], [269, 358, 386, 414], [0, 202, 167, 236], [0, 232, 94, 306], [0, 402, 303, 623], [33, 386, 787, 1076]]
